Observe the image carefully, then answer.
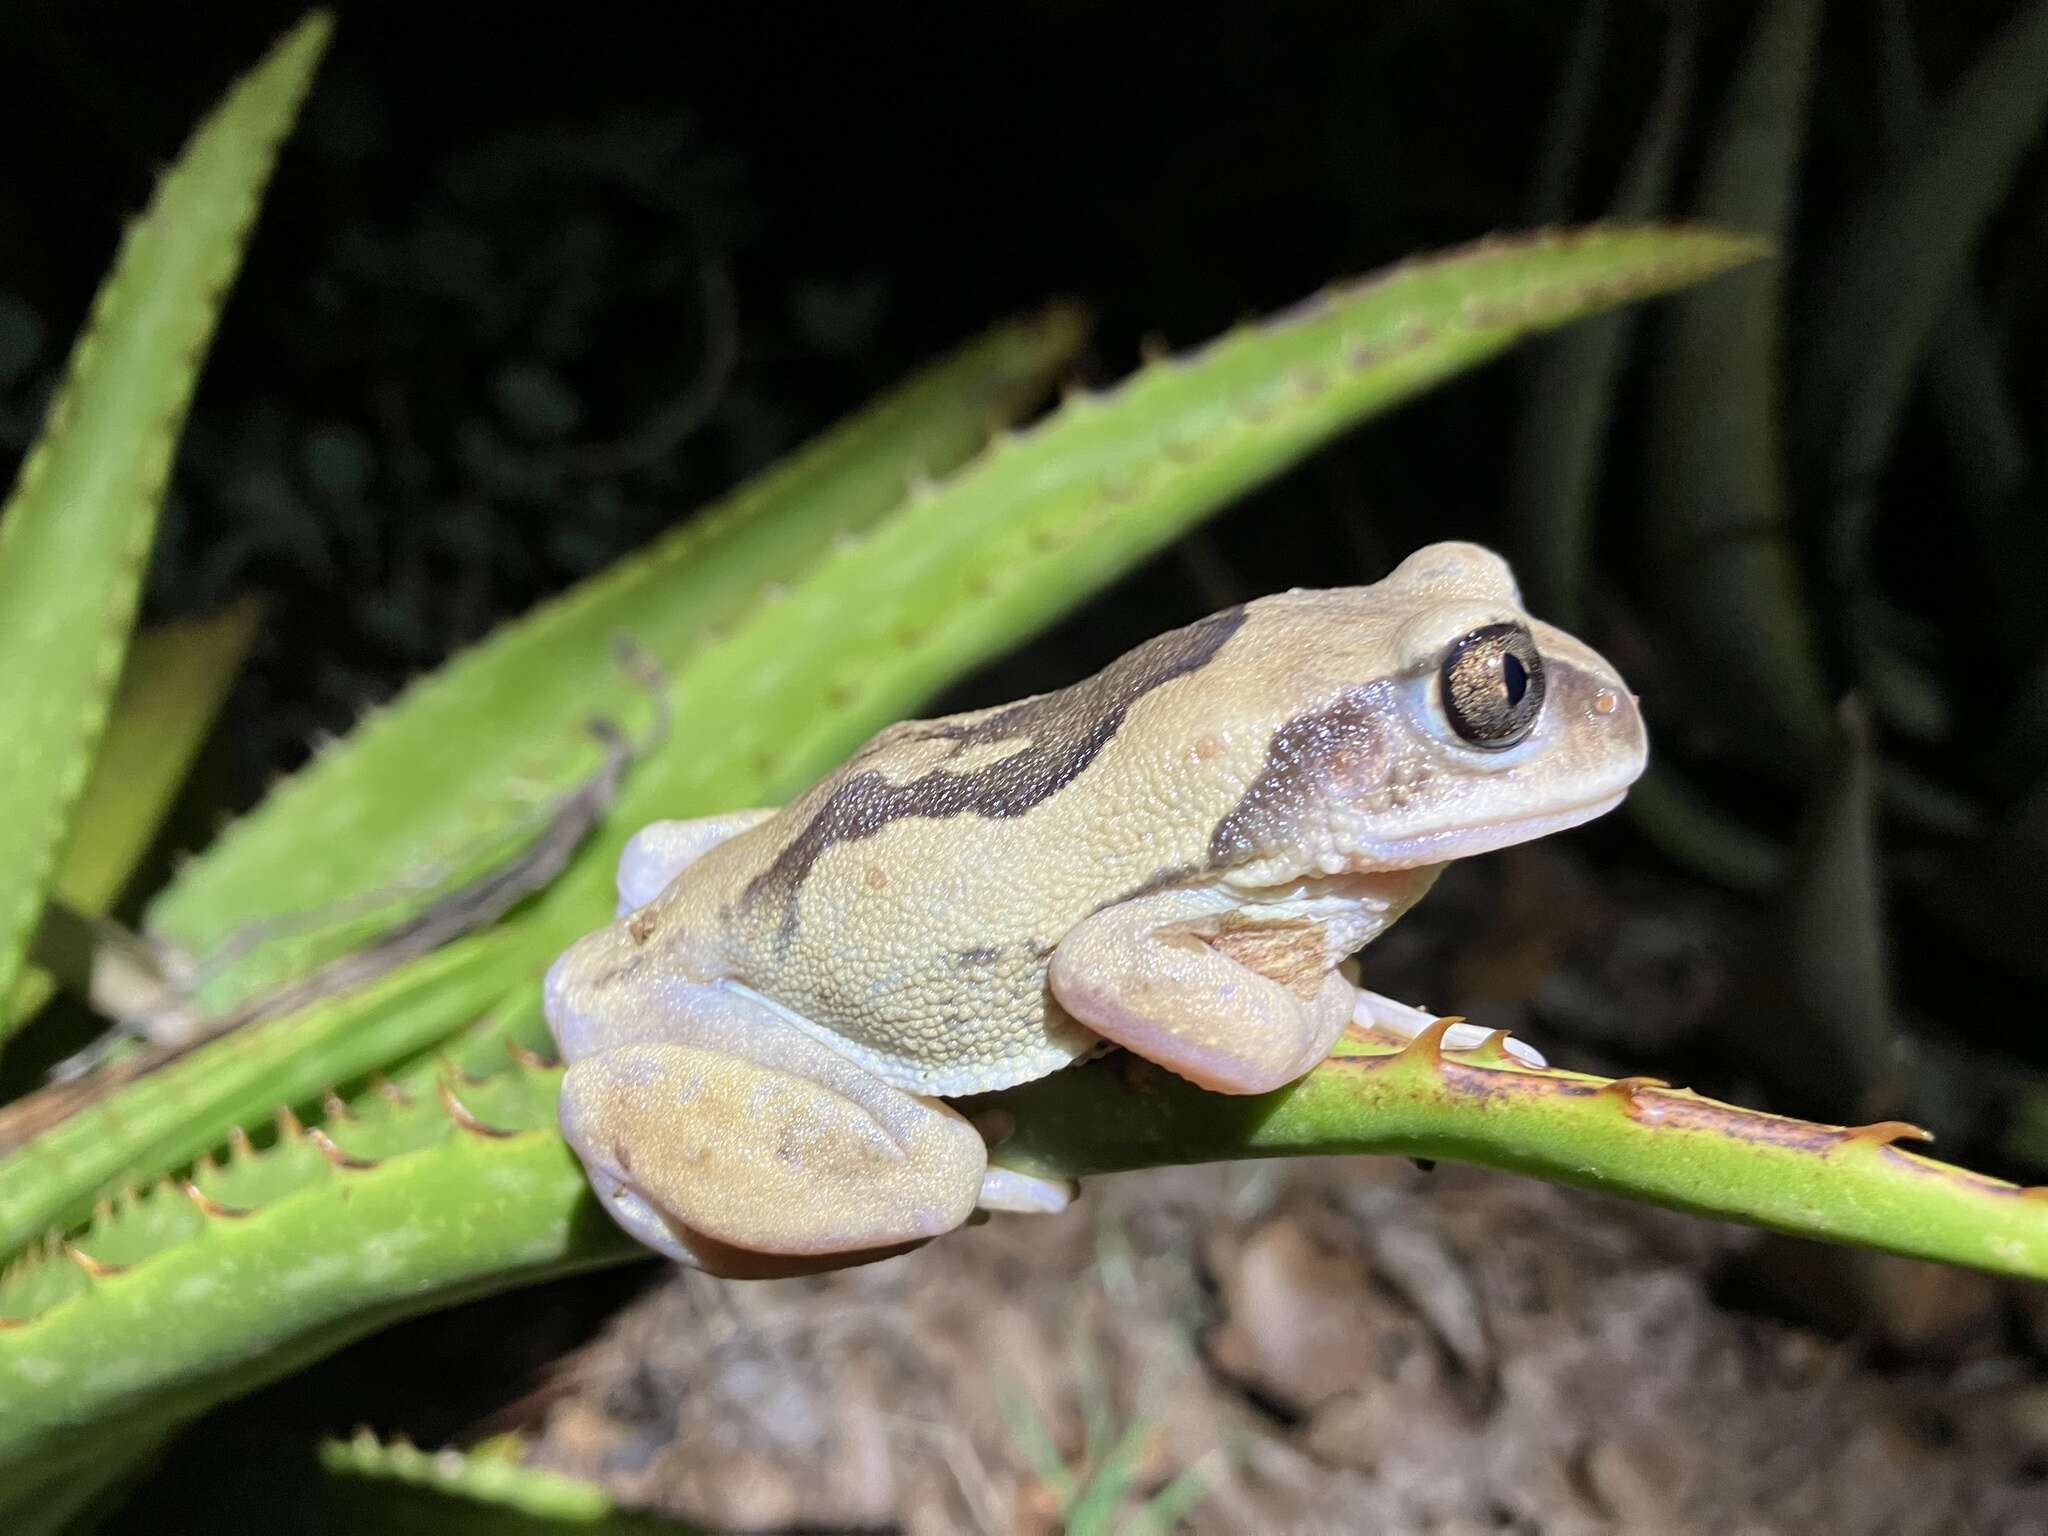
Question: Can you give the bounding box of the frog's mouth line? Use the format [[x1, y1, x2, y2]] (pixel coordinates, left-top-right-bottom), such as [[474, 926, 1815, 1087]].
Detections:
[[1344, 788, 1630, 869]]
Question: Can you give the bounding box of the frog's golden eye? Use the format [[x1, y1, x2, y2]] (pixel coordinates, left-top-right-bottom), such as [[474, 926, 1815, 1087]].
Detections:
[[1439, 623, 1546, 749]]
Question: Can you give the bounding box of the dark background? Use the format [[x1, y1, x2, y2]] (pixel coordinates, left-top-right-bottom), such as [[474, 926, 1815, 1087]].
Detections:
[[0, 1, 2036, 779], [5, 3, 2047, 1525]]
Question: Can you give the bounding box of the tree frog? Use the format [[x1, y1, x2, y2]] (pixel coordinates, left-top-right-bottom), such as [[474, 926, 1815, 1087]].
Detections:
[[544, 542, 1647, 1274]]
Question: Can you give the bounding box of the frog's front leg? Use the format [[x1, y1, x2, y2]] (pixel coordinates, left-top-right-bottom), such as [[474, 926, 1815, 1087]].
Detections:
[[1048, 888, 1356, 1094], [546, 937, 989, 1273]]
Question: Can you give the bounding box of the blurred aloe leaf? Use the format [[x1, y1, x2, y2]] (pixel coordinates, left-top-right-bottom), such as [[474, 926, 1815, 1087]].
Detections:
[[312, 1430, 683, 1534], [1520, 0, 1610, 226], [1921, 771, 2048, 987], [0, 15, 329, 1044], [1624, 762, 1786, 893], [1510, 4, 1694, 627], [1643, 0, 1832, 773], [1770, 700, 1900, 1121], [1803, 0, 2048, 627], [7, 601, 262, 1030], [1870, 0, 2032, 530], [147, 305, 1089, 1016]]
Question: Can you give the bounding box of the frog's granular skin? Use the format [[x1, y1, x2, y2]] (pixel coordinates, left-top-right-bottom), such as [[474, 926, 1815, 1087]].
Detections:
[[527, 1151, 2048, 1536]]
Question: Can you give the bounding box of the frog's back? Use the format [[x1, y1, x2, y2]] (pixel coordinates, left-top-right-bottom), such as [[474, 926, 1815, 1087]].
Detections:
[[674, 603, 1276, 1095]]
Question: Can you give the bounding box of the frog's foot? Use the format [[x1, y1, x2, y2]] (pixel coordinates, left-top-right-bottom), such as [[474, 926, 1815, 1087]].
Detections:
[[977, 1166, 1079, 1215], [1352, 988, 1547, 1068], [613, 809, 777, 915], [1048, 890, 1355, 1095], [551, 974, 986, 1274]]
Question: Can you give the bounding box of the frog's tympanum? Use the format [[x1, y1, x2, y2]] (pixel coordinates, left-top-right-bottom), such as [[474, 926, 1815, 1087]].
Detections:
[[545, 543, 1647, 1273]]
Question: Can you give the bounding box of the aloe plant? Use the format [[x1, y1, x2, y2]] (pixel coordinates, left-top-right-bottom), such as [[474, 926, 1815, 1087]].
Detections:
[[4, 11, 2044, 1533], [1498, 0, 2048, 1145]]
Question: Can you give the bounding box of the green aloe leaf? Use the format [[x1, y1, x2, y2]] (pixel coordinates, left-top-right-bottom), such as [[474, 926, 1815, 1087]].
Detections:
[[0, 927, 526, 1253], [147, 306, 1089, 1015], [312, 1430, 687, 1533], [7, 601, 261, 1031], [1643, 0, 1832, 773], [0, 15, 329, 1042], [0, 230, 1762, 1521], [7, 1029, 2046, 1531], [0, 225, 1763, 1265]]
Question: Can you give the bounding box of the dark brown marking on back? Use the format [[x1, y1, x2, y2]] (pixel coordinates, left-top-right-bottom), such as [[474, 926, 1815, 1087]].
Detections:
[[746, 605, 1250, 942], [1207, 682, 1393, 869]]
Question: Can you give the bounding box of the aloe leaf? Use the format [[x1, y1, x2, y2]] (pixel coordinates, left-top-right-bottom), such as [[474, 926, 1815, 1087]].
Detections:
[[1920, 771, 2048, 985], [8, 1028, 2048, 1529], [1510, 6, 1694, 626], [155, 231, 1754, 1022], [0, 1058, 623, 1522], [0, 230, 1760, 1513], [0, 926, 528, 1254], [1625, 762, 1786, 892], [147, 307, 1088, 1015], [0, 225, 1763, 1260], [1803, 0, 2048, 561], [1643, 0, 1832, 772], [983, 1028, 2048, 1278], [0, 15, 329, 1035], [7, 601, 261, 1032], [1872, 0, 2031, 511], [1769, 700, 1899, 1120], [313, 1430, 686, 1533], [1520, 0, 1610, 224]]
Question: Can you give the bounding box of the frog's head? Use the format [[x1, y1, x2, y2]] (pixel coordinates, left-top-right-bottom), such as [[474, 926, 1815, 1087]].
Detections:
[[1208, 542, 1648, 880]]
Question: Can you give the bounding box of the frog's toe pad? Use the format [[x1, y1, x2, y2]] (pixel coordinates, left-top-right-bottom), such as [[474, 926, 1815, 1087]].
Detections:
[[1439, 1020, 1548, 1068], [977, 1167, 1079, 1215]]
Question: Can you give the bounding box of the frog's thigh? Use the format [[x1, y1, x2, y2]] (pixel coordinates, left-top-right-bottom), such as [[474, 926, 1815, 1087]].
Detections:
[[558, 983, 986, 1267], [614, 809, 777, 914], [1048, 891, 1353, 1095]]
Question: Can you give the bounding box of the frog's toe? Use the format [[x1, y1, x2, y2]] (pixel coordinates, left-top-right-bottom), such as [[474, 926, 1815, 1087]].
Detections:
[[977, 1167, 1079, 1215], [1439, 1020, 1548, 1067]]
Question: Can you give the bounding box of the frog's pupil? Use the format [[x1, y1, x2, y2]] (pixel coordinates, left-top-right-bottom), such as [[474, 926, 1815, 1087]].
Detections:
[[1503, 652, 1528, 706]]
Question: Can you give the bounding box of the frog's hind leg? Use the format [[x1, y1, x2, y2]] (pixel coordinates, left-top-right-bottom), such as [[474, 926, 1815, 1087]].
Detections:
[[553, 977, 988, 1273], [613, 809, 777, 914]]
